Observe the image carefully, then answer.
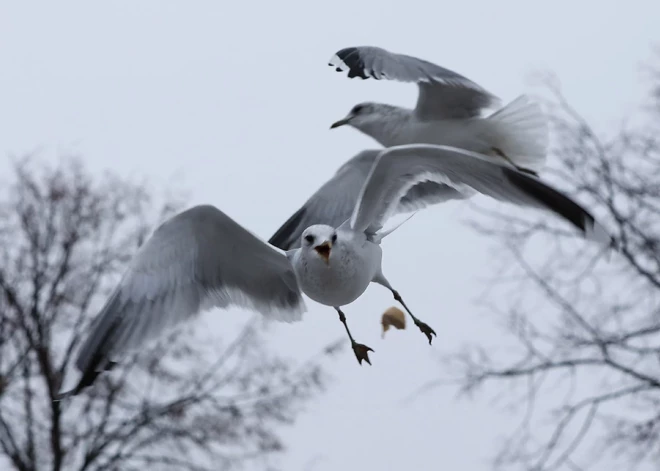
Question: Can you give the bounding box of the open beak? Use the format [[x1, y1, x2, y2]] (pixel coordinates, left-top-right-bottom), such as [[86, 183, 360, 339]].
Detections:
[[330, 115, 352, 129], [314, 241, 332, 264]]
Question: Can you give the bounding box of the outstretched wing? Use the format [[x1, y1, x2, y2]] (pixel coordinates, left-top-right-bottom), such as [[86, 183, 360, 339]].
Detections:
[[350, 144, 614, 247], [268, 151, 378, 250], [268, 150, 467, 250], [329, 46, 498, 120], [65, 205, 304, 397]]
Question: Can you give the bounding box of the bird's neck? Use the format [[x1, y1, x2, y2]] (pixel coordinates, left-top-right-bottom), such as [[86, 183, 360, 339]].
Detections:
[[359, 106, 413, 147]]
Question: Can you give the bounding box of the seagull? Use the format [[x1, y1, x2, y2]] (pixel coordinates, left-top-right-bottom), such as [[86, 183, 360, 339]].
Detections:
[[270, 144, 613, 363], [328, 46, 548, 177], [60, 144, 614, 397]]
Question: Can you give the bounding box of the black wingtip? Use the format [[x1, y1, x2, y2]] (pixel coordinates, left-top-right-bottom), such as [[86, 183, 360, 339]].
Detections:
[[330, 47, 371, 80], [503, 168, 609, 244], [334, 47, 360, 61]]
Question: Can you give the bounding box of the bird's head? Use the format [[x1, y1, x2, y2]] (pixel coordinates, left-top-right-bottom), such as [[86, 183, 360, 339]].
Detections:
[[330, 102, 386, 132], [331, 102, 407, 147], [301, 225, 338, 266]]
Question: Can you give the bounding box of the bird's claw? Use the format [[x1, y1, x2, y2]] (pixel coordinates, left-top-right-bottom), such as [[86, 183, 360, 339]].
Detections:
[[414, 320, 437, 345], [351, 342, 374, 365]]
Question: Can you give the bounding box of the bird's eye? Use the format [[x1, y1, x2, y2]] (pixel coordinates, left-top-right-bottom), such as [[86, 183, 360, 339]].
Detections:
[[304, 234, 315, 244], [352, 105, 364, 115], [331, 233, 337, 243]]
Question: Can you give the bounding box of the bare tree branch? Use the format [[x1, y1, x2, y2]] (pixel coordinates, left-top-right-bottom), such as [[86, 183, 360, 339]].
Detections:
[[440, 54, 660, 470], [0, 154, 340, 471]]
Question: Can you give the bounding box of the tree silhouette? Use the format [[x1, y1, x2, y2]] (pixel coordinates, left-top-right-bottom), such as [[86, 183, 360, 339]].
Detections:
[[0, 155, 340, 471], [448, 60, 660, 471]]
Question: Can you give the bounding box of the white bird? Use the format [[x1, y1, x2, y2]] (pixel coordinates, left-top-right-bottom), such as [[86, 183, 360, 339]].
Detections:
[[61, 144, 614, 395], [271, 143, 614, 362], [278, 144, 613, 364], [328, 46, 549, 177]]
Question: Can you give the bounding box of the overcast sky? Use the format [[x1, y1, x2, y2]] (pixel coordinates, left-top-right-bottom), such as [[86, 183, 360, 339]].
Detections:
[[2, 1, 659, 469]]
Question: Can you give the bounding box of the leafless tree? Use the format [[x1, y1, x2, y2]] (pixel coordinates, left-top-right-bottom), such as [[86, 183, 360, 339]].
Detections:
[[0, 155, 340, 471], [443, 58, 660, 471]]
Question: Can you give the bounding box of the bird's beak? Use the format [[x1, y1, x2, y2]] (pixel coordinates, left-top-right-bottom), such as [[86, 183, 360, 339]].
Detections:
[[314, 241, 332, 264], [330, 115, 352, 129]]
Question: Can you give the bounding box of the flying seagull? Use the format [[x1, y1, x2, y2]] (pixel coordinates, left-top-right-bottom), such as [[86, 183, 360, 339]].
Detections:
[[284, 144, 613, 364], [59, 144, 614, 397], [328, 46, 548, 176]]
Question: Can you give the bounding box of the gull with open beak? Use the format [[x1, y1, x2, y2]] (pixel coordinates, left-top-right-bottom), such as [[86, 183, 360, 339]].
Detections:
[[314, 239, 332, 264], [281, 144, 616, 366], [60, 144, 615, 399]]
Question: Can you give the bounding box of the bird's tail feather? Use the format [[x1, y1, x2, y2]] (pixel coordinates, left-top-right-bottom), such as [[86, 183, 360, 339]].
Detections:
[[484, 94, 549, 175]]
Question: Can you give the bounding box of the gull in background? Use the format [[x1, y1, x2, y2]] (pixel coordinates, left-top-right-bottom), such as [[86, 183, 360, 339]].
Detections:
[[328, 46, 548, 177], [59, 144, 614, 397]]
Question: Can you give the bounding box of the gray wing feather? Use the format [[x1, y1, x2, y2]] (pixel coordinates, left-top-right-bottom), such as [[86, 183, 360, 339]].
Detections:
[[268, 150, 379, 250], [76, 205, 305, 375], [350, 144, 614, 246], [329, 46, 498, 120], [268, 150, 469, 250], [395, 180, 472, 214]]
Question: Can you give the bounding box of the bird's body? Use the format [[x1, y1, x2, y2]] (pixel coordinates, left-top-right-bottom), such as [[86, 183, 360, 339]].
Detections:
[[289, 226, 382, 307], [392, 116, 476, 149], [346, 105, 476, 149], [362, 107, 508, 156]]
